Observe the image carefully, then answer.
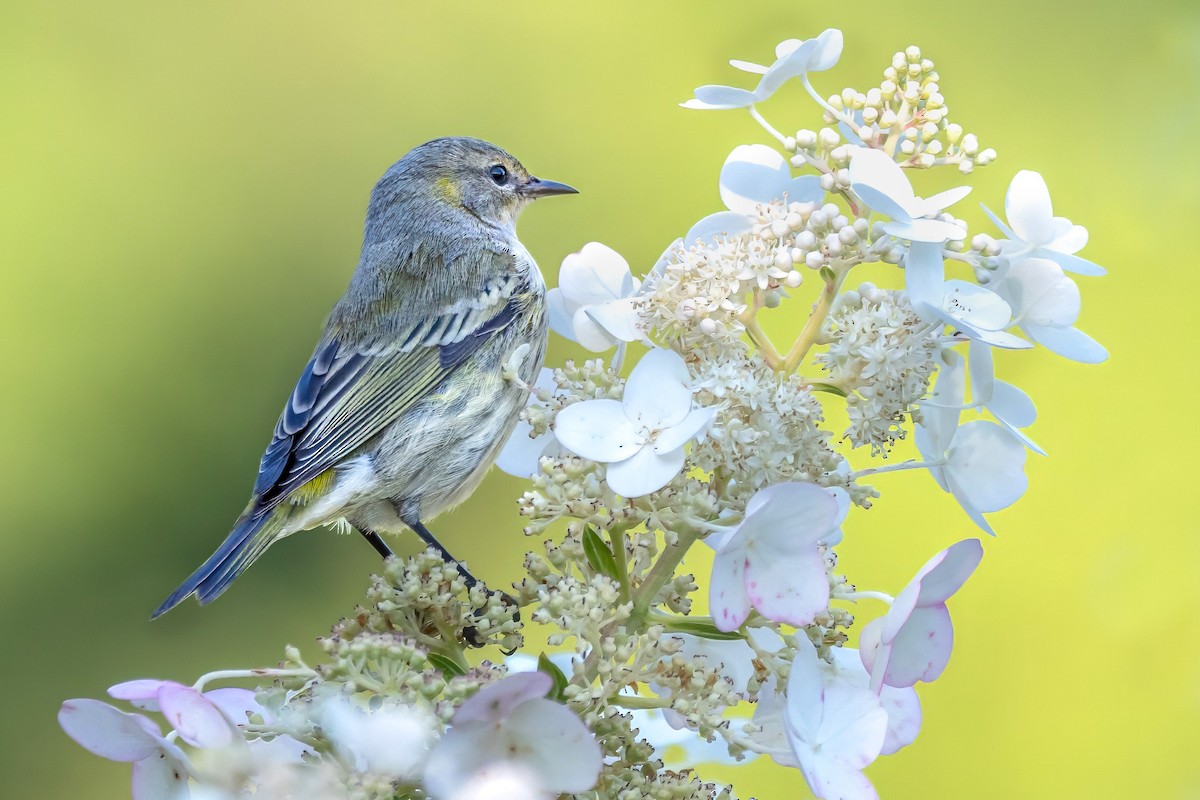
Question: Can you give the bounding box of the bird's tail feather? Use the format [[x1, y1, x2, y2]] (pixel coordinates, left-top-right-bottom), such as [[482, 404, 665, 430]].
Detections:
[[151, 508, 284, 619]]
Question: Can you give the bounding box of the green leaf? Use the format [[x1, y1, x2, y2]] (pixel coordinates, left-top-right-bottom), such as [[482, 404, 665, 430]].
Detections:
[[819, 265, 836, 284], [664, 618, 747, 641], [428, 652, 466, 678], [808, 381, 847, 397], [582, 526, 621, 582], [537, 653, 570, 701]]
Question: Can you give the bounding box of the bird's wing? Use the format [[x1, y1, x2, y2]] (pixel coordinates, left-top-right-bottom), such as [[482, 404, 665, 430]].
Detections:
[[249, 261, 527, 514]]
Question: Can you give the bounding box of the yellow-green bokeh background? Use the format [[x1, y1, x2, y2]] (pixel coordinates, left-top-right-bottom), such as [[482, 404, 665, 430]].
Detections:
[[3, 2, 1196, 797]]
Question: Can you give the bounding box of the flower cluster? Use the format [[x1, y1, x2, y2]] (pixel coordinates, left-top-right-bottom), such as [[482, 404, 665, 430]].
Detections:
[[62, 28, 1105, 800]]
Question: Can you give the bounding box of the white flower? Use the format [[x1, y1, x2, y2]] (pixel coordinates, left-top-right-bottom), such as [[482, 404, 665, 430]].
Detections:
[[824, 648, 922, 756], [107, 679, 235, 749], [58, 699, 192, 800], [424, 672, 601, 799], [965, 340, 1045, 454], [682, 29, 843, 110], [553, 348, 715, 497], [547, 242, 643, 350], [709, 482, 848, 632], [989, 256, 1108, 363], [318, 695, 436, 780], [904, 242, 1032, 350], [848, 147, 970, 242], [916, 352, 1028, 535], [859, 540, 983, 690], [496, 368, 560, 478], [982, 170, 1106, 276], [784, 636, 888, 800]]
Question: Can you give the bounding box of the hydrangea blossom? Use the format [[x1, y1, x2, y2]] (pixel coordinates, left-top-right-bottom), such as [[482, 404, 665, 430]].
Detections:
[[61, 29, 1107, 800]]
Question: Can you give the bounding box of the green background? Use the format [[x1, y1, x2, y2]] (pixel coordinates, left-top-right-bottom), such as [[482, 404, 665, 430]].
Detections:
[[3, 1, 1196, 797]]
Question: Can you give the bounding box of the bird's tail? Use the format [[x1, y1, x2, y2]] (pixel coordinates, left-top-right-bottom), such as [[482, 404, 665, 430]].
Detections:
[[151, 507, 286, 619]]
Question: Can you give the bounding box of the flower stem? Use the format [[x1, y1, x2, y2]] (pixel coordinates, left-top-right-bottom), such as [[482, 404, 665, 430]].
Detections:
[[834, 589, 895, 604], [631, 528, 701, 625], [851, 459, 934, 478], [749, 106, 788, 146], [193, 668, 317, 692], [740, 310, 783, 368], [780, 264, 848, 373], [612, 694, 671, 710]]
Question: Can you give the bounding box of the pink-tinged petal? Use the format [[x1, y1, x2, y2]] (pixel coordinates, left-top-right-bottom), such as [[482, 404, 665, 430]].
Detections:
[[59, 700, 163, 762], [686, 84, 758, 110], [989, 380, 1036, 428], [651, 406, 715, 454], [1005, 170, 1055, 244], [744, 548, 829, 627], [457, 672, 552, 724], [849, 148, 917, 221], [881, 218, 968, 243], [802, 754, 881, 800], [920, 185, 972, 214], [553, 399, 640, 462], [720, 144, 790, 214], [967, 339, 995, 405], [558, 242, 633, 307], [158, 683, 233, 749], [783, 636, 825, 739], [424, 725, 496, 797], [710, 547, 751, 632], [203, 688, 267, 726], [108, 679, 174, 711], [880, 581, 921, 645], [1023, 323, 1108, 363], [903, 242, 946, 309], [858, 618, 886, 690], [881, 605, 954, 687], [546, 288, 577, 342], [741, 482, 837, 545], [585, 297, 643, 345], [131, 752, 190, 800], [946, 421, 1027, 513], [683, 211, 753, 245], [503, 698, 603, 792], [783, 175, 825, 206], [571, 306, 619, 351], [623, 348, 693, 427], [879, 684, 922, 755], [914, 539, 983, 605], [605, 444, 685, 498], [980, 202, 1018, 240], [812, 683, 888, 769]]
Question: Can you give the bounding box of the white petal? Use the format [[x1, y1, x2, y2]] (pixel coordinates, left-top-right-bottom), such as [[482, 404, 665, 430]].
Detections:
[[989, 380, 1036, 428], [158, 683, 233, 749], [546, 288, 577, 342], [784, 175, 825, 205], [58, 700, 163, 762], [807, 28, 844, 72], [584, 297, 643, 344], [903, 241, 946, 309], [782, 636, 824, 740], [496, 420, 554, 479], [720, 144, 789, 214], [571, 306, 619, 351], [1038, 247, 1107, 276], [1000, 257, 1080, 327], [882, 217, 968, 242], [605, 443, 685, 497], [913, 539, 984, 606], [457, 672, 552, 724], [744, 547, 829, 627], [553, 399, 640, 463], [980, 202, 1018, 240], [558, 242, 633, 307], [1023, 323, 1108, 363], [941, 281, 1011, 332], [651, 406, 715, 454], [1005, 170, 1055, 244], [849, 147, 918, 221], [131, 753, 190, 800], [945, 421, 1027, 513], [729, 58, 769, 74], [921, 351, 965, 454], [424, 726, 496, 797], [710, 546, 751, 632], [683, 211, 753, 245], [966, 339, 995, 405], [1049, 221, 1088, 254], [920, 184, 972, 214], [687, 84, 758, 109], [504, 699, 602, 792], [623, 348, 693, 428]]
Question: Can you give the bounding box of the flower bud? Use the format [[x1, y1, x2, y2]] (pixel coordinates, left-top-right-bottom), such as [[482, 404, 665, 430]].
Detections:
[[795, 230, 817, 250], [784, 270, 803, 288], [819, 173, 835, 191], [699, 318, 718, 336], [946, 123, 963, 142], [905, 45, 921, 61], [763, 289, 783, 308], [900, 139, 916, 155], [977, 148, 997, 165], [783, 136, 797, 152], [796, 129, 818, 148], [961, 133, 979, 156], [831, 214, 849, 230], [824, 235, 844, 257], [892, 52, 907, 70], [805, 251, 826, 269], [819, 127, 841, 149], [770, 219, 790, 239], [808, 209, 827, 229], [774, 249, 793, 270], [839, 225, 859, 245], [786, 211, 804, 230]]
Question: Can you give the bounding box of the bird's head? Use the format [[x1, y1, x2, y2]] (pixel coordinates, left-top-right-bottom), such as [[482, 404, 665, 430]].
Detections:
[[380, 137, 576, 231]]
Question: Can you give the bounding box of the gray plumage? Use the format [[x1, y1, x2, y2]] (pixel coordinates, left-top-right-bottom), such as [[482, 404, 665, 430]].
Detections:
[[154, 137, 575, 618]]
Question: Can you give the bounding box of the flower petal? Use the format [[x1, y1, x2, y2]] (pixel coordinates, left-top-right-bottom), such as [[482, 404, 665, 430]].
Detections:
[[989, 380, 1037, 429], [108, 679, 173, 711], [584, 297, 643, 344], [783, 175, 825, 205], [1023, 323, 1108, 363], [880, 605, 954, 687], [683, 211, 753, 245], [685, 84, 757, 110], [719, 144, 789, 214], [546, 288, 576, 342], [456, 672, 552, 724], [131, 753, 190, 800], [59, 700, 164, 762], [710, 546, 751, 632], [903, 241, 946, 309], [913, 539, 983, 606], [945, 421, 1027, 513], [558, 242, 633, 307], [553, 399, 640, 463], [1005, 170, 1055, 244], [605, 443, 685, 497], [158, 683, 233, 749], [849, 148, 918, 222], [503, 698, 603, 792], [571, 306, 619, 351], [744, 546, 829, 626], [920, 185, 972, 214], [1038, 247, 1107, 277], [882, 218, 968, 243], [622, 348, 693, 428], [496, 419, 554, 479], [651, 406, 715, 454]]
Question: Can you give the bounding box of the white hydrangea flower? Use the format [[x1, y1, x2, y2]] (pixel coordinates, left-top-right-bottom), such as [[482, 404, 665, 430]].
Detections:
[[547, 242, 643, 350], [982, 170, 1106, 276], [682, 29, 843, 110], [553, 348, 715, 497], [496, 368, 560, 478], [424, 672, 601, 798], [859, 539, 983, 690], [988, 256, 1108, 363], [709, 482, 848, 632], [318, 695, 436, 781], [848, 147, 970, 242], [965, 340, 1045, 454]]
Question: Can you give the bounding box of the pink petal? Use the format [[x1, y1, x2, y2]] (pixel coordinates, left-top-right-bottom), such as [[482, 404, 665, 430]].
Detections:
[[744, 547, 829, 627], [913, 539, 983, 605], [108, 679, 175, 711], [881, 605, 954, 687], [158, 683, 233, 748], [709, 547, 751, 632]]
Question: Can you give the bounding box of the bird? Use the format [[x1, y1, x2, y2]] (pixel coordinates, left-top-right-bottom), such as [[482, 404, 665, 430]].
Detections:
[[153, 137, 576, 618]]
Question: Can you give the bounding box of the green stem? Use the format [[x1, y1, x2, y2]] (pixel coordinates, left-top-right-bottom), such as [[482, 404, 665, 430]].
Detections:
[[631, 528, 701, 625], [612, 695, 672, 710], [780, 264, 849, 373], [609, 526, 632, 604]]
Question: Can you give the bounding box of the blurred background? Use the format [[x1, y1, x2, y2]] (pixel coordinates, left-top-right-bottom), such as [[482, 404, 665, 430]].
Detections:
[[2, 1, 1196, 797]]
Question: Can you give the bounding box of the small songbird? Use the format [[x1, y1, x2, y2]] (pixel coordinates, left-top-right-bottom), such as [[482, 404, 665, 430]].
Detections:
[[153, 137, 575, 618]]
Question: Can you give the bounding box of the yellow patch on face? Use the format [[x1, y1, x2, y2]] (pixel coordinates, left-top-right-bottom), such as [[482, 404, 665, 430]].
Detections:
[[434, 176, 461, 204], [289, 468, 335, 506]]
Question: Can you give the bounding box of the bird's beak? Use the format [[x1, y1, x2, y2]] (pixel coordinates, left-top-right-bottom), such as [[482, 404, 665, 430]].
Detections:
[[520, 177, 578, 198]]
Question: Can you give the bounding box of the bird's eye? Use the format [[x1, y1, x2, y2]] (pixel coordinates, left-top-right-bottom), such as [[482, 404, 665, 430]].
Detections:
[[489, 164, 509, 185]]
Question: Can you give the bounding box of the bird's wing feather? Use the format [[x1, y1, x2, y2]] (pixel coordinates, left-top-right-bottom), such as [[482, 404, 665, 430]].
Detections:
[[250, 256, 526, 513]]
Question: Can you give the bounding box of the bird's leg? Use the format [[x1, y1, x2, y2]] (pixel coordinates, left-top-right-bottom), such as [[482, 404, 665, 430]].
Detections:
[[358, 527, 395, 559]]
